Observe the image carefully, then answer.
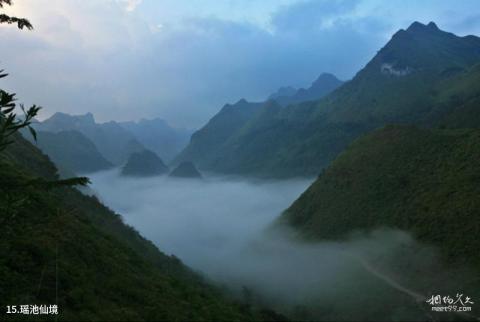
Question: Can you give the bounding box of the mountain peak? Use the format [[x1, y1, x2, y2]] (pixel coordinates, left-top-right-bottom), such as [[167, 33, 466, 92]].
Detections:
[[82, 112, 95, 123], [406, 21, 440, 34], [427, 21, 439, 30], [121, 149, 168, 177], [311, 73, 342, 88], [269, 86, 297, 100], [374, 21, 480, 74], [49, 112, 95, 125], [236, 98, 248, 105]]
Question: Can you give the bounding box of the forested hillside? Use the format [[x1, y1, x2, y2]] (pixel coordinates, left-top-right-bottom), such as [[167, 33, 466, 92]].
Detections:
[[174, 72, 342, 170], [0, 134, 273, 321], [177, 22, 480, 178], [281, 56, 480, 271], [35, 113, 145, 166], [24, 130, 113, 174]]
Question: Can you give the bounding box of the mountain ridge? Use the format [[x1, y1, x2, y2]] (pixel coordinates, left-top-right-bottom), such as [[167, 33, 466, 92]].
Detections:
[[120, 118, 192, 163], [269, 73, 344, 106], [24, 129, 113, 174], [175, 72, 344, 170], [35, 112, 145, 166], [176, 21, 480, 178]]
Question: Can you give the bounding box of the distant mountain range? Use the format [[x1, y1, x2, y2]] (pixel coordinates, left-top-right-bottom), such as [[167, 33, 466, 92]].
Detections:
[[5, 19, 480, 320], [174, 73, 343, 170], [34, 112, 144, 166], [176, 22, 480, 178], [30, 113, 190, 174], [119, 118, 192, 163], [31, 130, 113, 174], [268, 73, 344, 106]]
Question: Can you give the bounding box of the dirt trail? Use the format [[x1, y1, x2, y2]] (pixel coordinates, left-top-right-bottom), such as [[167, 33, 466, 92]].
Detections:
[[347, 252, 479, 321]]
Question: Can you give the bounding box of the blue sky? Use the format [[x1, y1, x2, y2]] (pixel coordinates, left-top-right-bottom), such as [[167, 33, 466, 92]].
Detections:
[[1, 0, 479, 128]]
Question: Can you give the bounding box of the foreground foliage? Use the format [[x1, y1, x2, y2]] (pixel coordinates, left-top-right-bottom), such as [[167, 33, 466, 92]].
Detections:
[[0, 135, 272, 321]]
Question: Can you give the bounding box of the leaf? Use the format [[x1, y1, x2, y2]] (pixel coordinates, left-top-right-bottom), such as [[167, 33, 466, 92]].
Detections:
[[28, 126, 37, 142], [2, 106, 14, 114]]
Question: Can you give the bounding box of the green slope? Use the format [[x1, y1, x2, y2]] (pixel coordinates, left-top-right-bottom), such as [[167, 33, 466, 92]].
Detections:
[[278, 125, 480, 321], [36, 113, 145, 166], [175, 73, 343, 172], [0, 135, 269, 321], [281, 125, 480, 269], [178, 22, 480, 178], [27, 130, 113, 174], [174, 99, 263, 168]]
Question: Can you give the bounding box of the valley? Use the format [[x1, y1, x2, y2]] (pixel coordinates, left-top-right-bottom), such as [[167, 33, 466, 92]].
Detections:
[[1, 1, 480, 320]]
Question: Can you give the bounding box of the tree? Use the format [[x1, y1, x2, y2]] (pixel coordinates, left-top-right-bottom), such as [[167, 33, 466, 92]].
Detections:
[[1, 0, 35, 151], [0, 0, 32, 30], [0, 1, 88, 187], [0, 72, 40, 151]]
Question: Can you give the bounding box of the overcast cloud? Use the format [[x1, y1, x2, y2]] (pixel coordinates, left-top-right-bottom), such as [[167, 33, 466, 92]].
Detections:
[[1, 0, 479, 128]]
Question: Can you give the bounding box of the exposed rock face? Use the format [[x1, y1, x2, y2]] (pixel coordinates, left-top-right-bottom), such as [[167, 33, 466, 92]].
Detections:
[[169, 162, 202, 178], [380, 63, 413, 76]]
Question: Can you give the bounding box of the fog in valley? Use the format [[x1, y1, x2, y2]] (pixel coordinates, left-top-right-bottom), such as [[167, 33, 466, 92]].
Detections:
[[89, 170, 473, 320]]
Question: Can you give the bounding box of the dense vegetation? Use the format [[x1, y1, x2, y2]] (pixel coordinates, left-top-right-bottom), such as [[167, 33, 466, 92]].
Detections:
[[278, 125, 480, 322], [174, 99, 263, 168], [3, 2, 480, 318], [271, 22, 480, 320], [0, 3, 278, 319], [279, 46, 480, 305], [177, 22, 480, 178], [281, 125, 480, 265], [0, 134, 280, 321], [25, 130, 113, 174], [34, 112, 145, 165], [174, 72, 342, 172]]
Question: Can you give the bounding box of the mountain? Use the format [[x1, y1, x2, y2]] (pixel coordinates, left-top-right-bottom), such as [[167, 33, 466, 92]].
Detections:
[[121, 149, 169, 177], [280, 125, 480, 269], [119, 118, 192, 163], [175, 99, 264, 168], [35, 112, 145, 165], [0, 133, 276, 320], [25, 130, 113, 174], [269, 73, 344, 106], [169, 162, 202, 178], [175, 72, 342, 170], [278, 125, 480, 321], [268, 86, 297, 100], [176, 22, 480, 178]]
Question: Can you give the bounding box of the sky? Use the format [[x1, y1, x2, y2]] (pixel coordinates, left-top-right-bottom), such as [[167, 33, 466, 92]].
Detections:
[[1, 0, 479, 128]]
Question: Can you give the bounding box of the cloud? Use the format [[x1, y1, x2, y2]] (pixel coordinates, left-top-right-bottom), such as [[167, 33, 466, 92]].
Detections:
[[1, 0, 479, 128], [272, 0, 360, 33], [118, 0, 142, 12], [88, 171, 476, 320]]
